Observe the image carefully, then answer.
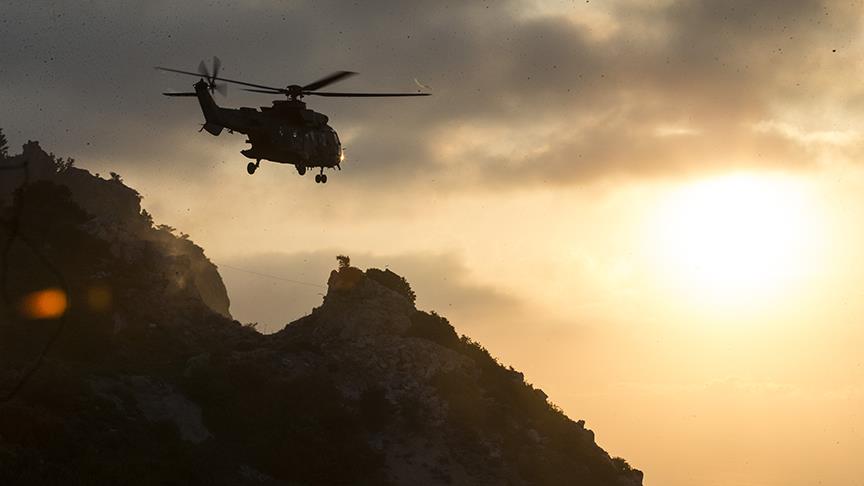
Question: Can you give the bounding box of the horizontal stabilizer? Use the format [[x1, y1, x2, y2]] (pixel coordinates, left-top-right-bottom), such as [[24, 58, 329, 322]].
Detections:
[[162, 92, 198, 97]]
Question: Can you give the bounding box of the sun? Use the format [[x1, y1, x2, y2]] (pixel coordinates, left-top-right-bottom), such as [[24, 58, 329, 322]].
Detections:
[[649, 173, 822, 308]]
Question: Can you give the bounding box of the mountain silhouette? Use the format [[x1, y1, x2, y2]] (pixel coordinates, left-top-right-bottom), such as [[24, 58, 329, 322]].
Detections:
[[0, 138, 643, 485]]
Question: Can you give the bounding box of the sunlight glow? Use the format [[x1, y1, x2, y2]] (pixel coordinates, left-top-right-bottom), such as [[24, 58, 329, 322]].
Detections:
[[650, 173, 823, 308]]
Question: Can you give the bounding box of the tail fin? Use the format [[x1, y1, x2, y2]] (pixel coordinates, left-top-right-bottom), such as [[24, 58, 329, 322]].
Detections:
[[194, 80, 223, 135]]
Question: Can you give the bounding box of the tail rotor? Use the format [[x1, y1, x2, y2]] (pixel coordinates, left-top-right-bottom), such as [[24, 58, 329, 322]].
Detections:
[[198, 56, 228, 96]]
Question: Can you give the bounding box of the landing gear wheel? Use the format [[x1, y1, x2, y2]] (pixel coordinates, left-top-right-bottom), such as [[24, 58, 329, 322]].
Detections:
[[320, 174, 327, 183], [297, 165, 307, 176], [246, 162, 257, 175], [315, 174, 322, 183]]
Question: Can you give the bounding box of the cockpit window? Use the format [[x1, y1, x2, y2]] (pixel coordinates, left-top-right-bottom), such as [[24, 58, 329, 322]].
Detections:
[[325, 128, 339, 146]]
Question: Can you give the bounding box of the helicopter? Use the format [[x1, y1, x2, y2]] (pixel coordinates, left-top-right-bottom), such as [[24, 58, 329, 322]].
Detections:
[[156, 57, 429, 183]]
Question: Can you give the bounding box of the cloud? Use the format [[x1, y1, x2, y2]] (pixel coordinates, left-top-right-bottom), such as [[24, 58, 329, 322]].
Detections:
[[754, 120, 861, 147], [3, 0, 860, 195]]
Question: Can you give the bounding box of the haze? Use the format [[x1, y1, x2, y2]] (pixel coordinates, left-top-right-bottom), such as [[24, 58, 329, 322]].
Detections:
[[3, 1, 863, 485]]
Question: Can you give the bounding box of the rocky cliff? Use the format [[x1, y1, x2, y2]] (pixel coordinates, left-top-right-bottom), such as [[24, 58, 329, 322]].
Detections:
[[0, 140, 231, 318], [0, 140, 642, 485]]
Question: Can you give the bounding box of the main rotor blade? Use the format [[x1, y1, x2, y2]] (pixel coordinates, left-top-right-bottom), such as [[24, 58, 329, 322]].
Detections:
[[302, 71, 357, 91], [156, 66, 208, 78], [242, 88, 286, 94], [162, 92, 198, 97], [155, 66, 286, 92], [308, 91, 431, 97]]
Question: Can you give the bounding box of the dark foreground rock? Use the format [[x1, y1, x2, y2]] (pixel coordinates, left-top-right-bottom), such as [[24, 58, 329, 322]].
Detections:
[[0, 141, 642, 485]]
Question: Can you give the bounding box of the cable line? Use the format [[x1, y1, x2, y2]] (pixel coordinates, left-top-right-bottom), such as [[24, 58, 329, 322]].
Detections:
[[218, 263, 325, 288]]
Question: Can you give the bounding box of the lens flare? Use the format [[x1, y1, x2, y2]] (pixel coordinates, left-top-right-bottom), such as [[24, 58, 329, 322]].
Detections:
[[19, 288, 68, 320], [86, 285, 113, 312]]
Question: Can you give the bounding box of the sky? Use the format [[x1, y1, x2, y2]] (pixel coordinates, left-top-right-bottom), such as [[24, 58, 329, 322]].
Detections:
[[3, 1, 864, 484]]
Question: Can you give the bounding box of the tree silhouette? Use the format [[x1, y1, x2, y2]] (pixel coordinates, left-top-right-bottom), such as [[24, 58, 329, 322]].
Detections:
[[337, 254, 351, 269]]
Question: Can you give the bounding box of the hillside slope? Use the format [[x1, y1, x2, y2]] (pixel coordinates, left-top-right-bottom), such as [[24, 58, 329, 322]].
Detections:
[[0, 140, 642, 485]]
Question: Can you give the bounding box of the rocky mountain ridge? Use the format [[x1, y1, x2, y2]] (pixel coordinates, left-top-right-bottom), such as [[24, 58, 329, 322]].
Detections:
[[0, 139, 642, 485]]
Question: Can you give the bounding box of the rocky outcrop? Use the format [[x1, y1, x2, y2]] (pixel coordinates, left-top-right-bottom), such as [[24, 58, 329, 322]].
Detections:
[[0, 140, 642, 485], [0, 141, 231, 318]]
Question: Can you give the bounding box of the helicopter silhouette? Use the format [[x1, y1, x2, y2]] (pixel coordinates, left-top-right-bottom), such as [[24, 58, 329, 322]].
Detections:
[[157, 57, 429, 183]]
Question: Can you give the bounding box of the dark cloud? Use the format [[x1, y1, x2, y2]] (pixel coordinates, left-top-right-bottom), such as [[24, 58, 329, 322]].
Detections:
[[1, 0, 858, 193]]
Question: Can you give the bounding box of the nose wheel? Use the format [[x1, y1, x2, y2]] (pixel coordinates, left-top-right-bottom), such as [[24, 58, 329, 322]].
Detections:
[[246, 159, 260, 175]]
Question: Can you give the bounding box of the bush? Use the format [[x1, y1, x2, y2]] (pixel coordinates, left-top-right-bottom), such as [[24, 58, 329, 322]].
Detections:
[[336, 254, 351, 269], [612, 456, 633, 472], [406, 311, 459, 348], [365, 268, 416, 303]]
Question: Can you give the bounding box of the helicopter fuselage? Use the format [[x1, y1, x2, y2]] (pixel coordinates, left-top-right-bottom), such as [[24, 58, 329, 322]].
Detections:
[[192, 80, 343, 172]]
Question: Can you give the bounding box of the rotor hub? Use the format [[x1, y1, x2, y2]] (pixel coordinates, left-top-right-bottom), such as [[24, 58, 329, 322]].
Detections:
[[285, 85, 304, 100]]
